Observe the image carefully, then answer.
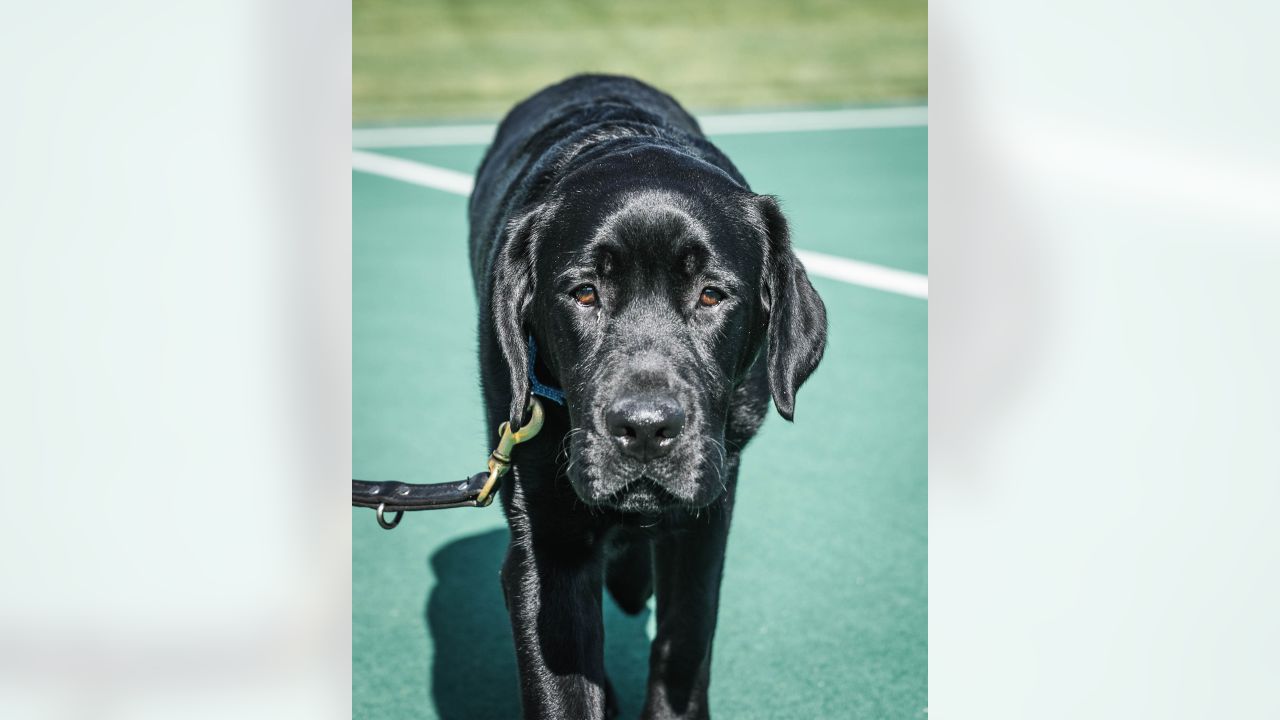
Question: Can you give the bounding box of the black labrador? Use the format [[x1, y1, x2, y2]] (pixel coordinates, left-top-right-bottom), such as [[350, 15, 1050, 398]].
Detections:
[[469, 74, 828, 719]]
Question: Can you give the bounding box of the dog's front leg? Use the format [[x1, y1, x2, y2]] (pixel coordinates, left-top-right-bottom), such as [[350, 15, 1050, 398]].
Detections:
[[501, 514, 609, 720], [642, 490, 735, 720]]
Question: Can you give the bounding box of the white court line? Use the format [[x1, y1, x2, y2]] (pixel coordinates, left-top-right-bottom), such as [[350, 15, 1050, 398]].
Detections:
[[352, 105, 927, 148], [794, 250, 928, 299], [351, 150, 474, 195], [353, 152, 928, 300], [700, 106, 927, 135], [353, 124, 497, 148]]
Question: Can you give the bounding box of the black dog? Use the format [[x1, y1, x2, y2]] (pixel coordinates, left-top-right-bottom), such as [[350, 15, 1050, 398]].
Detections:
[[469, 75, 828, 719]]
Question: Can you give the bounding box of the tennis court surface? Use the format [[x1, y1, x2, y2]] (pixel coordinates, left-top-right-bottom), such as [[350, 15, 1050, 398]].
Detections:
[[353, 108, 927, 719]]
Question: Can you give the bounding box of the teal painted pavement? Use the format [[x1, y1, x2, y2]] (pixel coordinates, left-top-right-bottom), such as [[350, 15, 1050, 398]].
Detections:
[[354, 125, 926, 719]]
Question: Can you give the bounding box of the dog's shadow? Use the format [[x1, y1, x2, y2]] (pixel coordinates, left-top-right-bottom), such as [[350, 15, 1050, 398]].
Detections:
[[425, 528, 652, 719]]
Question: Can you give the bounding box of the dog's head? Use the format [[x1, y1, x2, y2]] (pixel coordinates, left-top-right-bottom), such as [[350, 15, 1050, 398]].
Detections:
[[492, 147, 827, 513]]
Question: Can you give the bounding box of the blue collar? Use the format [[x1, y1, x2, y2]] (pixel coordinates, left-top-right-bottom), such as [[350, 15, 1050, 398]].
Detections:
[[527, 336, 565, 405]]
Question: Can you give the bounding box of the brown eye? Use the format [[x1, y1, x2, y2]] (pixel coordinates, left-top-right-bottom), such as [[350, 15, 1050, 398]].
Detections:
[[572, 284, 598, 306], [699, 287, 725, 307]]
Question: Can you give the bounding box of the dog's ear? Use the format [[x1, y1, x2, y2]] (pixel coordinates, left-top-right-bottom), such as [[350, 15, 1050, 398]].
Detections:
[[754, 195, 828, 421], [491, 203, 549, 428]]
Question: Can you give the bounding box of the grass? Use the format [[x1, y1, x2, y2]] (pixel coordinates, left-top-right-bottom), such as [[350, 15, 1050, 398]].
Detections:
[[354, 0, 927, 122]]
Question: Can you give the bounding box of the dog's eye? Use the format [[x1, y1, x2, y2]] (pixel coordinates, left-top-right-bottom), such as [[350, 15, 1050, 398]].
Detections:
[[699, 287, 725, 307], [572, 284, 598, 306]]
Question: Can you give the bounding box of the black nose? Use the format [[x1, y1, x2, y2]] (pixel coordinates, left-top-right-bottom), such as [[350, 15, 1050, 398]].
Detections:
[[605, 394, 686, 461]]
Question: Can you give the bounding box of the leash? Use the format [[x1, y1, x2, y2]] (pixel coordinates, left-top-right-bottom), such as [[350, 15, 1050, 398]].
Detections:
[[352, 337, 564, 530], [352, 396, 545, 529]]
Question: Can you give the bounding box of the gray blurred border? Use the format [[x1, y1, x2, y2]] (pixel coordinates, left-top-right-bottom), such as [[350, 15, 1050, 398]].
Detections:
[[931, 1, 1280, 717], [0, 1, 351, 718]]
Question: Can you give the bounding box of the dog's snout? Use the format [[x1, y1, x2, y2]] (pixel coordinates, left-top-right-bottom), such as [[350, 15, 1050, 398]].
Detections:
[[605, 393, 686, 461]]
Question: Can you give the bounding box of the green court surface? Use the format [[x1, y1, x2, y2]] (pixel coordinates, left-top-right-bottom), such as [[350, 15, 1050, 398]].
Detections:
[[354, 119, 927, 718]]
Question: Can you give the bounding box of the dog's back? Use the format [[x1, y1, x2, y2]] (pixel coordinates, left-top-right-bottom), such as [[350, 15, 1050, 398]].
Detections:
[[468, 74, 742, 291]]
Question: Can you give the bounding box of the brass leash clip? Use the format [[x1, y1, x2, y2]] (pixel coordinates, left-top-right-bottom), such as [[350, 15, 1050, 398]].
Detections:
[[474, 397, 546, 507]]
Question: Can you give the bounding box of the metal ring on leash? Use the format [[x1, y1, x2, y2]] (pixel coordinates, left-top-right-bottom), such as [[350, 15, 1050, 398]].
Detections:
[[376, 503, 403, 530]]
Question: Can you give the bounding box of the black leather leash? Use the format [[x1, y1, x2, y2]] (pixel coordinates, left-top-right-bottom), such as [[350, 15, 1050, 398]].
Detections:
[[351, 397, 546, 529], [352, 473, 493, 529]]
